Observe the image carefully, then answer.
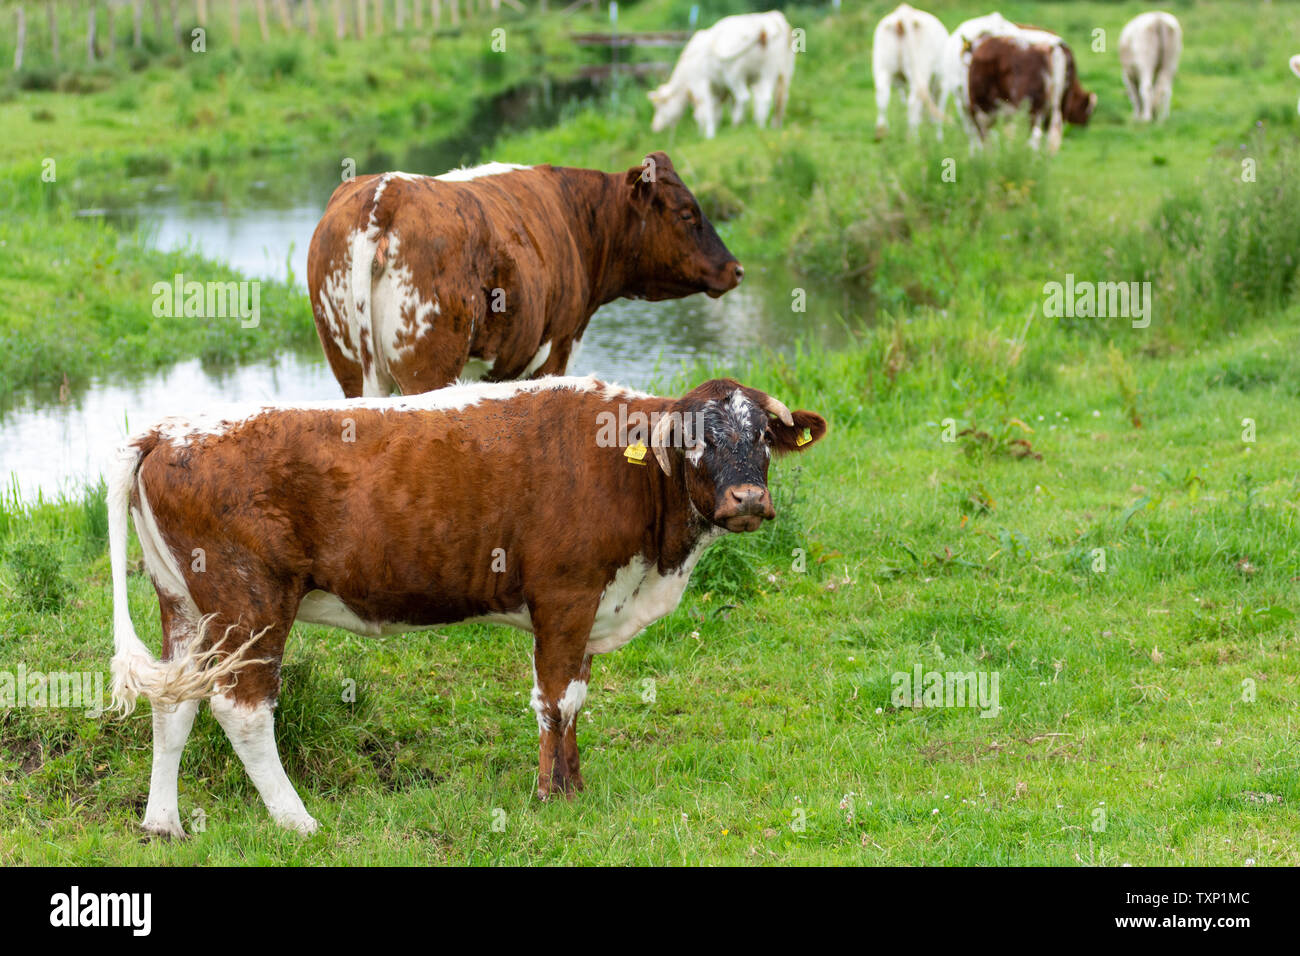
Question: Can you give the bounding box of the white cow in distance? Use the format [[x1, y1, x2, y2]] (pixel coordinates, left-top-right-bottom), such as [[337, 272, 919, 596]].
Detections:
[[1119, 12, 1183, 122], [1291, 54, 1300, 114], [648, 10, 796, 139], [872, 3, 949, 139]]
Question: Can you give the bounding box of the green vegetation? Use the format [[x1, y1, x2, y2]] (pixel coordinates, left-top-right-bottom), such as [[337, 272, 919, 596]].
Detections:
[[2, 0, 1300, 864]]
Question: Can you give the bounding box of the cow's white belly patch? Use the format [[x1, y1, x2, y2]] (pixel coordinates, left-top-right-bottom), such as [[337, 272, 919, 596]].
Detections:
[[294, 530, 720, 650], [296, 590, 534, 637]]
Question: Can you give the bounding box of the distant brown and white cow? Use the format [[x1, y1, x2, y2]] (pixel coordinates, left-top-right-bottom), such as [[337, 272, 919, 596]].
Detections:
[[108, 376, 827, 836], [1119, 12, 1182, 122], [967, 31, 1096, 153], [307, 153, 742, 397]]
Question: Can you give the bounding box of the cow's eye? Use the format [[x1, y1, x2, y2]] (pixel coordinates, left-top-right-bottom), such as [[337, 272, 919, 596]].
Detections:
[[680, 209, 695, 222]]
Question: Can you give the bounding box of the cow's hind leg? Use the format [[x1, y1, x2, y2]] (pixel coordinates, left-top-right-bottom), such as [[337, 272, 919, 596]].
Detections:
[[210, 692, 317, 834], [205, 610, 317, 834], [142, 698, 199, 838], [1122, 67, 1142, 119], [141, 600, 201, 839]]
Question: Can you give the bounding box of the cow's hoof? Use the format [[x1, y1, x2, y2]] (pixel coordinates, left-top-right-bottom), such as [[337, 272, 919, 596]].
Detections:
[[536, 781, 581, 801], [141, 822, 188, 841], [275, 813, 320, 836]]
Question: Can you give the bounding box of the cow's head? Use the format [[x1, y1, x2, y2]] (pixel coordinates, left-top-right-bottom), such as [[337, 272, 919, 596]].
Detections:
[[1062, 49, 1097, 125], [651, 378, 827, 533], [621, 151, 743, 300], [648, 84, 690, 133]]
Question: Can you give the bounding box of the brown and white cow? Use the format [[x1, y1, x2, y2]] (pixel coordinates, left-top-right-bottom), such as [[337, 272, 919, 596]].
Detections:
[[107, 376, 826, 836], [306, 153, 743, 397], [967, 31, 1096, 153]]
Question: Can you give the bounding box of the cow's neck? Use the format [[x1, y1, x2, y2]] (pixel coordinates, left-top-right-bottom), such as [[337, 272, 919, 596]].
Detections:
[[648, 458, 718, 574], [549, 166, 636, 316]]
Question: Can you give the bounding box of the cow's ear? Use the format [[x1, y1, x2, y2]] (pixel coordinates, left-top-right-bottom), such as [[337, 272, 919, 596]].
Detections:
[[624, 164, 654, 208], [770, 410, 828, 455], [1291, 55, 1300, 79], [645, 150, 675, 175]]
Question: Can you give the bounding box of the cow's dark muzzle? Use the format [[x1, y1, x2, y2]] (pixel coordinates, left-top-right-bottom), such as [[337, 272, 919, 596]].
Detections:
[[715, 483, 773, 532], [706, 261, 744, 298]]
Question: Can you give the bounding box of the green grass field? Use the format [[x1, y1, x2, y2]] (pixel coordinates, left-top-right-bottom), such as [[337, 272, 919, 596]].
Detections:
[[2, 0, 1299, 864]]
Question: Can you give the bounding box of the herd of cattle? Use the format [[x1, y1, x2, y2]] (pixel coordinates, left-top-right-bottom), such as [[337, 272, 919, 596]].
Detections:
[[643, 6, 1196, 154], [102, 7, 1299, 838]]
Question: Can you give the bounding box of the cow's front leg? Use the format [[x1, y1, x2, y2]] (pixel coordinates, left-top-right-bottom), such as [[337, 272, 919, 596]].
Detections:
[[530, 603, 597, 800], [561, 654, 594, 790]]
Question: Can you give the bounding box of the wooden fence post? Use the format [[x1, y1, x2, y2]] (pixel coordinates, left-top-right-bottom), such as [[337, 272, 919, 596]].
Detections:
[[274, 0, 292, 31], [334, 0, 345, 38], [197, 0, 208, 25], [170, 0, 182, 45], [47, 1, 59, 67], [87, 5, 97, 63], [373, 0, 382, 36], [14, 5, 26, 72], [133, 0, 142, 48], [306, 0, 319, 37], [355, 0, 365, 40], [254, 0, 269, 40], [231, 0, 240, 46]]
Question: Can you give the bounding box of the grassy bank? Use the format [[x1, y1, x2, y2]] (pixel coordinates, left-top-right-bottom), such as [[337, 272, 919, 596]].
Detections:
[[3, 301, 1299, 864], [2, 0, 1300, 864]]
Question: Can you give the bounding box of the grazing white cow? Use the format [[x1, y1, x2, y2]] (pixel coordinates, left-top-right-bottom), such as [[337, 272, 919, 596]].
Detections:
[[648, 10, 795, 139], [1291, 55, 1300, 114], [1119, 12, 1182, 122], [872, 4, 949, 139]]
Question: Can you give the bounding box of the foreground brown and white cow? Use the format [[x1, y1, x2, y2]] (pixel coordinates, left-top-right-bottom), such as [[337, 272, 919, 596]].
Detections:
[[307, 153, 743, 397], [107, 376, 826, 836], [967, 31, 1096, 153], [1118, 12, 1182, 122]]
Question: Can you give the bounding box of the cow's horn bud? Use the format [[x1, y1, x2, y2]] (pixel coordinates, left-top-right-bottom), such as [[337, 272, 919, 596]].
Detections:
[[762, 395, 794, 426], [651, 412, 675, 475]]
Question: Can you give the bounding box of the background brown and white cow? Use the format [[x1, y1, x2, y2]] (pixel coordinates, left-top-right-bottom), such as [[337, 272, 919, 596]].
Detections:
[[108, 376, 826, 836], [967, 31, 1096, 153], [307, 153, 742, 397], [1119, 12, 1182, 122]]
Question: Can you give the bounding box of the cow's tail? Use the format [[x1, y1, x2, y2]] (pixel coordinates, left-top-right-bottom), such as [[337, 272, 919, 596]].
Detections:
[[349, 221, 380, 392], [1049, 43, 1070, 110], [107, 443, 269, 717]]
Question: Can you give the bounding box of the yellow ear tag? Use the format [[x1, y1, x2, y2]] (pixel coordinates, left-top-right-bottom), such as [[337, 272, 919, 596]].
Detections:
[[625, 441, 648, 465], [796, 429, 812, 447]]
